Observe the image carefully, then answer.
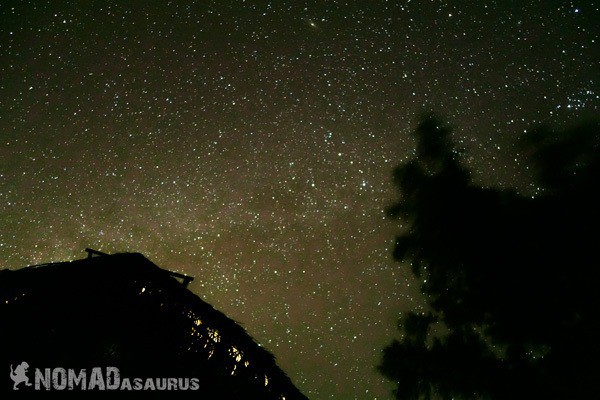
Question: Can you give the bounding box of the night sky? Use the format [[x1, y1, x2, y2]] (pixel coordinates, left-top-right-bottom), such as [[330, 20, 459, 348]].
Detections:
[[1, 1, 598, 399]]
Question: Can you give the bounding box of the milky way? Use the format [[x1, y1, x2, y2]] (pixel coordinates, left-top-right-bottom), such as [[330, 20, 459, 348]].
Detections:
[[0, 2, 598, 399]]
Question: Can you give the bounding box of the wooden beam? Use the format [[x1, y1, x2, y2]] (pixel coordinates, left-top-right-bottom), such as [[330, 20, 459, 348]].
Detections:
[[85, 248, 109, 258], [168, 271, 194, 287]]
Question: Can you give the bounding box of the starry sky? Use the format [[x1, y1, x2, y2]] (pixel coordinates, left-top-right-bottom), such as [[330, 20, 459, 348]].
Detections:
[[0, 1, 598, 399]]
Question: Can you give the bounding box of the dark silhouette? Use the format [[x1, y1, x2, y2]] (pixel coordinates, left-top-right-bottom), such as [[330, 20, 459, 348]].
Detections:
[[379, 115, 600, 399], [0, 251, 308, 399]]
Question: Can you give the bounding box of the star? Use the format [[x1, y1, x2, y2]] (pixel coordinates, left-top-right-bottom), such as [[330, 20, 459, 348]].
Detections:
[[0, 1, 597, 399]]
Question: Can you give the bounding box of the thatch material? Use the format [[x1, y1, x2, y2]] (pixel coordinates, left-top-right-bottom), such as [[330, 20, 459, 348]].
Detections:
[[0, 252, 308, 399]]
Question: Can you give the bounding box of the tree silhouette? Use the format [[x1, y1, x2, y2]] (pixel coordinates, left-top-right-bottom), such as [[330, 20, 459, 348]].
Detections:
[[379, 115, 600, 399]]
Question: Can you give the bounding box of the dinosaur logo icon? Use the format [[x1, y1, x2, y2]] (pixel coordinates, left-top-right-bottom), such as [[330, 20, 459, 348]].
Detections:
[[9, 361, 32, 390]]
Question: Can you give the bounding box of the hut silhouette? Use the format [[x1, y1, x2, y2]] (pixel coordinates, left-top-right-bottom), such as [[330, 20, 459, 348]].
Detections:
[[0, 249, 308, 399]]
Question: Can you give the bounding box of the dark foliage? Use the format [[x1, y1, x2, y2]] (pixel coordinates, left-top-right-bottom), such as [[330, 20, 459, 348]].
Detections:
[[0, 252, 307, 399], [379, 115, 600, 399]]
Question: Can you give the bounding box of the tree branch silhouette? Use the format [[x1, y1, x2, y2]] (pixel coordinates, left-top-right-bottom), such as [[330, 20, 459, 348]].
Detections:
[[379, 115, 600, 400]]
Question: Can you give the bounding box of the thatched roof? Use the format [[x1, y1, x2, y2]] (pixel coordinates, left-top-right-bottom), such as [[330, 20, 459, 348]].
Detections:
[[0, 251, 308, 399]]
